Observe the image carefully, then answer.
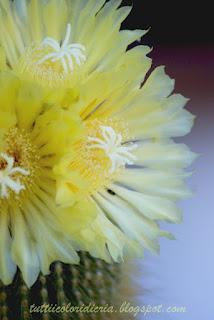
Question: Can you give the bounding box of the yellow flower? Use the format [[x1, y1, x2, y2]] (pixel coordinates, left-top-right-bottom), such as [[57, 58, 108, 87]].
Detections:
[[0, 0, 196, 282], [54, 64, 196, 262], [0, 71, 96, 286], [0, 0, 146, 88]]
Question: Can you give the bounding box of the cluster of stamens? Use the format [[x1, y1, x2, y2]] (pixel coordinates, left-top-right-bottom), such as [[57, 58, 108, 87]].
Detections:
[[0, 153, 29, 199], [88, 125, 137, 174], [37, 24, 86, 74], [67, 120, 137, 197], [0, 128, 39, 202], [16, 24, 86, 86]]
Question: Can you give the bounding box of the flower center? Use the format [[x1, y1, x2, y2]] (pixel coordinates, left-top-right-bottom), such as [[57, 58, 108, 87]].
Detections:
[[0, 128, 39, 203], [38, 24, 86, 74], [0, 153, 29, 199], [67, 119, 137, 196], [88, 125, 137, 173], [15, 24, 86, 87]]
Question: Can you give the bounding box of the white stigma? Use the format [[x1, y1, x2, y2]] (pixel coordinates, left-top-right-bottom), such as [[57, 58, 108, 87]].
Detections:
[[0, 153, 30, 199], [37, 23, 86, 74], [88, 126, 137, 173]]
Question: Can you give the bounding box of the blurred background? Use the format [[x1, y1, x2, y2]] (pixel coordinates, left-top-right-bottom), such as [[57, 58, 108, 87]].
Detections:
[[122, 1, 214, 319]]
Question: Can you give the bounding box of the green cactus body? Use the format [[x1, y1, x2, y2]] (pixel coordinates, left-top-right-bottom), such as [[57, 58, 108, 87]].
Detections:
[[0, 253, 132, 320]]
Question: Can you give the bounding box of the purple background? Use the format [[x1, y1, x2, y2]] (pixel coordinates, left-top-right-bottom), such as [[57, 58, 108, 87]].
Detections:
[[135, 46, 214, 320]]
